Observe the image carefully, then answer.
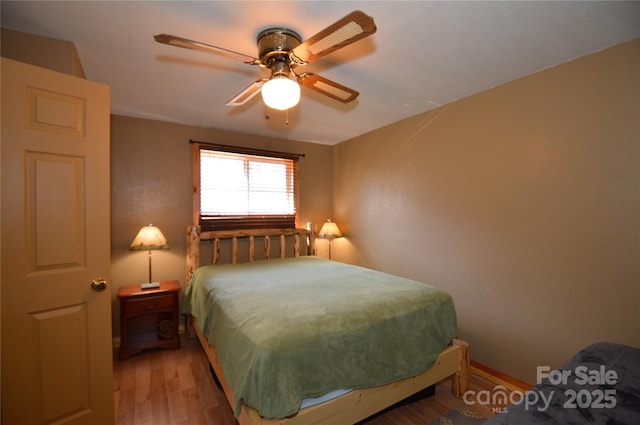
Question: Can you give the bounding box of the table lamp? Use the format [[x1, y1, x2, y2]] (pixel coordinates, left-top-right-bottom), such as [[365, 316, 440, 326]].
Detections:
[[130, 224, 170, 289], [318, 219, 342, 259]]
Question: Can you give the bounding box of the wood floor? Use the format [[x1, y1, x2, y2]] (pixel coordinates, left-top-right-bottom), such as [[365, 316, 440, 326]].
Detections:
[[114, 336, 506, 425]]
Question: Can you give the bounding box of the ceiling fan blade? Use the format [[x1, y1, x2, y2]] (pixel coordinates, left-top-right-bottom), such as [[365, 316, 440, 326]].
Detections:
[[298, 73, 359, 103], [291, 10, 376, 63], [154, 34, 260, 65], [226, 79, 268, 106]]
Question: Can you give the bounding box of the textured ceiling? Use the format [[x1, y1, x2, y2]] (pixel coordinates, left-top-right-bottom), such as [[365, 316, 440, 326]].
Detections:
[[2, 1, 640, 145]]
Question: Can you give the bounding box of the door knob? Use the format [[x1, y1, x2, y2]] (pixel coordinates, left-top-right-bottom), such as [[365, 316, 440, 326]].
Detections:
[[91, 278, 107, 292]]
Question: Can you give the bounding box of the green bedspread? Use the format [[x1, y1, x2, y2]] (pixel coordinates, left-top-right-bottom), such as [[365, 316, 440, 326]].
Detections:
[[184, 256, 458, 419]]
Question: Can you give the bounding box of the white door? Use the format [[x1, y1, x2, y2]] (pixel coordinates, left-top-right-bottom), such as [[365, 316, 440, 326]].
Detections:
[[1, 58, 114, 424]]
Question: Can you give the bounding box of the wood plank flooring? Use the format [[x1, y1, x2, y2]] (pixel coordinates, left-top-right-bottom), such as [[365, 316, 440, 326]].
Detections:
[[114, 336, 507, 425]]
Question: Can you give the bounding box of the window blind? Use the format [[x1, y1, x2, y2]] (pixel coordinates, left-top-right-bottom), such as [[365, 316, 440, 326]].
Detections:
[[198, 148, 298, 230]]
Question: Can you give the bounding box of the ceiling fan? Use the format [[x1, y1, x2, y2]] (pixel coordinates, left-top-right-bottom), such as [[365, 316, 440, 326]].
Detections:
[[154, 10, 377, 111]]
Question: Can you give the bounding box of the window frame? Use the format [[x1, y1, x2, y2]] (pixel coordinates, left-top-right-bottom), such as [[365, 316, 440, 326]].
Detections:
[[192, 142, 301, 231]]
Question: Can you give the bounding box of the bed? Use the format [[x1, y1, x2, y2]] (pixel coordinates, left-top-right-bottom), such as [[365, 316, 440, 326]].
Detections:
[[183, 225, 470, 425], [483, 342, 640, 424]]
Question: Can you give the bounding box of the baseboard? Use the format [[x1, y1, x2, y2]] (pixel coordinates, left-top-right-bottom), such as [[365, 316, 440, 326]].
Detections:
[[470, 360, 533, 392]]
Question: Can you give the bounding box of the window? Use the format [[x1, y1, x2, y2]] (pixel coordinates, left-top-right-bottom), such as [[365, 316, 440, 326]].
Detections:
[[192, 143, 299, 230]]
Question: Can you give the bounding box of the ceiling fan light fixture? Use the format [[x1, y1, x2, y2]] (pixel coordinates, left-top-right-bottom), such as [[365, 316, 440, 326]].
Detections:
[[261, 74, 300, 110], [155, 11, 377, 110]]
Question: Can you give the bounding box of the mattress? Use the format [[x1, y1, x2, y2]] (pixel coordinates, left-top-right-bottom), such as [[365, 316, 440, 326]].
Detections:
[[184, 256, 458, 419], [484, 342, 640, 424]]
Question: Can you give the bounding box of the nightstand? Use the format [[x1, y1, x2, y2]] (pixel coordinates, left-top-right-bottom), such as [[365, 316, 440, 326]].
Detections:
[[117, 280, 181, 360]]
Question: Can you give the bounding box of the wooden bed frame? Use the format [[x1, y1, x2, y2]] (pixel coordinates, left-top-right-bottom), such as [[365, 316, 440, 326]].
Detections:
[[185, 225, 470, 425]]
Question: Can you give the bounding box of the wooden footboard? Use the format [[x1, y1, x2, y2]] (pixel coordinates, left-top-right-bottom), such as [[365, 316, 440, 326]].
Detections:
[[193, 317, 470, 425]]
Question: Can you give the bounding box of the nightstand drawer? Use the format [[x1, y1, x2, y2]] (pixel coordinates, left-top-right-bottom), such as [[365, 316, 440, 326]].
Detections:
[[124, 294, 174, 314]]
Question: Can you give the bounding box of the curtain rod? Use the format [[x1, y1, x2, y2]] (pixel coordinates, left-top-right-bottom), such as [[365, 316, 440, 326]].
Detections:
[[189, 139, 305, 159]]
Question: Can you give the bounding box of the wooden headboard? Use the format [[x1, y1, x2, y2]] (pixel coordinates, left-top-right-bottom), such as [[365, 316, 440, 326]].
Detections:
[[185, 225, 312, 285]]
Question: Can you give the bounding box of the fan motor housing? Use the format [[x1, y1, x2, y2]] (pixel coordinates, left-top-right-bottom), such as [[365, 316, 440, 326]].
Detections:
[[257, 28, 302, 64]]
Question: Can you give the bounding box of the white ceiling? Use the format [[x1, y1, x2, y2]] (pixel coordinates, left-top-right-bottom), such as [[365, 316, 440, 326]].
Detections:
[[2, 1, 640, 145]]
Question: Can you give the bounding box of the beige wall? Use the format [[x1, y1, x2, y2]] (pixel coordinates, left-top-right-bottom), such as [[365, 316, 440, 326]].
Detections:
[[1, 28, 86, 78], [110, 115, 333, 334], [332, 39, 640, 383]]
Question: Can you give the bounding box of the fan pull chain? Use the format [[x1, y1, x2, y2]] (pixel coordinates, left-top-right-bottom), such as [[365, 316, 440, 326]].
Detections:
[[286, 109, 289, 126]]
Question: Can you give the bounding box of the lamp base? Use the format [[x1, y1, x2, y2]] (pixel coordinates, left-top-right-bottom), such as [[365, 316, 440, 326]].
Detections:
[[141, 281, 160, 290]]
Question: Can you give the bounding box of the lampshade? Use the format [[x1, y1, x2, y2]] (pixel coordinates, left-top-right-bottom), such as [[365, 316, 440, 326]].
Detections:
[[318, 219, 343, 239], [261, 75, 300, 110], [130, 225, 170, 251]]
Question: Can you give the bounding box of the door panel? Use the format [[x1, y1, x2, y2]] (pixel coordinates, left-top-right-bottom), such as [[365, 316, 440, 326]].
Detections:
[[28, 153, 85, 270], [1, 57, 114, 424], [32, 304, 90, 422], [26, 86, 86, 136]]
